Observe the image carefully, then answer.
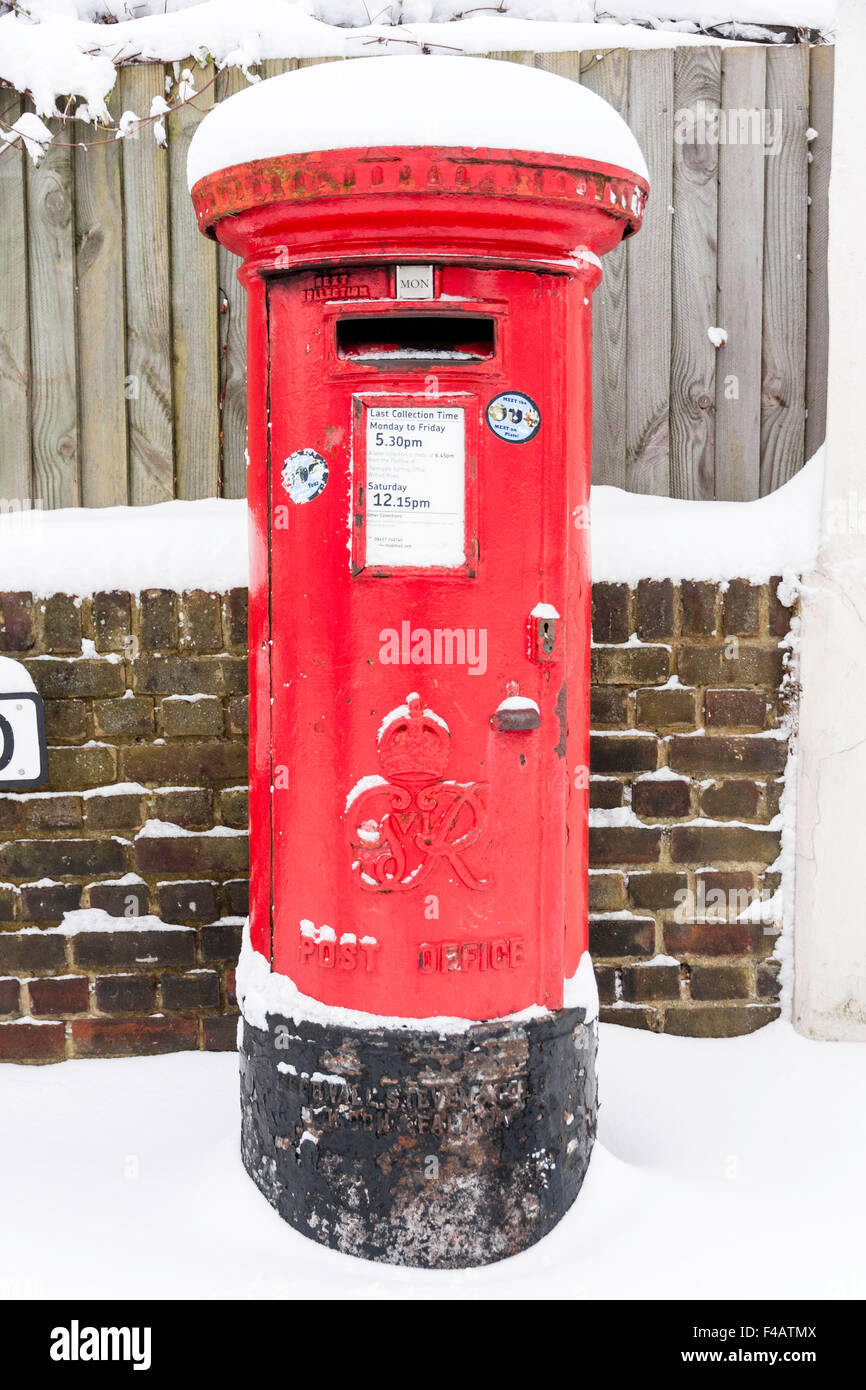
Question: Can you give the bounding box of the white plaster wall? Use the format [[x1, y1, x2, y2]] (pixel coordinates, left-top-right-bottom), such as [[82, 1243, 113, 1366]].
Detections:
[[794, 0, 866, 1040]]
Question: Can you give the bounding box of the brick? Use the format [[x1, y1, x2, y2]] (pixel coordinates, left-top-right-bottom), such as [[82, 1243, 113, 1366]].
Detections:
[[663, 919, 764, 957], [663, 1005, 778, 1038], [591, 646, 670, 686], [591, 583, 630, 643], [769, 577, 793, 637], [634, 687, 698, 732], [135, 832, 248, 876], [0, 838, 125, 879], [588, 872, 626, 912], [756, 959, 782, 998], [590, 916, 655, 958], [203, 1013, 239, 1051], [0, 1020, 65, 1061], [705, 688, 767, 729], [200, 919, 243, 963], [220, 787, 248, 829], [690, 963, 753, 1001], [71, 1014, 197, 1058], [667, 734, 788, 778], [88, 880, 149, 917], [43, 698, 88, 742], [154, 788, 213, 830], [699, 780, 760, 820], [670, 825, 780, 865], [591, 734, 657, 775], [133, 655, 246, 697], [0, 977, 20, 1014], [222, 588, 248, 652], [621, 964, 680, 1002], [157, 880, 220, 923], [120, 741, 248, 786], [589, 779, 623, 810], [590, 685, 628, 725], [224, 880, 249, 917], [635, 580, 674, 641], [180, 591, 222, 652], [25, 658, 125, 699], [696, 869, 757, 896], [84, 790, 145, 831], [95, 974, 157, 1013], [0, 797, 23, 833], [676, 645, 784, 689], [0, 592, 34, 651], [594, 965, 618, 1005], [680, 581, 718, 636], [93, 591, 132, 652], [40, 594, 82, 653], [599, 1005, 654, 1031], [225, 967, 236, 1006], [140, 590, 178, 651], [21, 882, 81, 923], [160, 695, 223, 738], [632, 775, 691, 818], [28, 974, 90, 1015], [590, 827, 661, 867], [70, 929, 195, 971], [227, 696, 249, 737], [723, 580, 761, 635], [93, 696, 154, 739], [161, 970, 220, 1010], [0, 885, 17, 922], [764, 780, 784, 819], [23, 794, 82, 831], [45, 745, 117, 789], [0, 931, 66, 974], [628, 872, 687, 911]]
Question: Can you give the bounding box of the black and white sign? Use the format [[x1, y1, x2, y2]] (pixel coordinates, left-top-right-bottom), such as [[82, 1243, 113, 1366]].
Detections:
[[365, 405, 465, 568], [281, 449, 329, 504], [395, 265, 434, 300], [0, 679, 47, 789], [486, 390, 542, 444]]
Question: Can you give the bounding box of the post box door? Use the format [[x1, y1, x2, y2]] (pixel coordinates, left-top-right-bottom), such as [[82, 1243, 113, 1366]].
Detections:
[[261, 263, 588, 1019]]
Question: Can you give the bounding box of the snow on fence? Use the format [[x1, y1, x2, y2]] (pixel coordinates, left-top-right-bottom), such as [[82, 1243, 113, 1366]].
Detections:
[[0, 46, 833, 510]]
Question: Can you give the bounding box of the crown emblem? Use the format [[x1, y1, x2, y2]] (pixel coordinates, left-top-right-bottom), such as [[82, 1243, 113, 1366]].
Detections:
[[377, 694, 450, 783]]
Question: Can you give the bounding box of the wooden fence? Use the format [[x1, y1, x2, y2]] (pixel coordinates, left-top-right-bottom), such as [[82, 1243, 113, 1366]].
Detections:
[[0, 46, 833, 509]]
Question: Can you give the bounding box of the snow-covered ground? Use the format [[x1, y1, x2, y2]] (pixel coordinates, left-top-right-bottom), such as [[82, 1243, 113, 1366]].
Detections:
[[1, 1019, 861, 1299]]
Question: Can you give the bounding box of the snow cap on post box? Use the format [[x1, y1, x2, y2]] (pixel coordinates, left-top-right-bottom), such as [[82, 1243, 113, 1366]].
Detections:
[[187, 56, 649, 268]]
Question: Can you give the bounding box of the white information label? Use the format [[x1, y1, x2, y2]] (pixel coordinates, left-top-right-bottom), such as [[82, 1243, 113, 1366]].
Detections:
[[365, 405, 466, 568]]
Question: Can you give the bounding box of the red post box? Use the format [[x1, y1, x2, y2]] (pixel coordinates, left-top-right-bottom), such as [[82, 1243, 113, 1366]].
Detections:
[[189, 55, 647, 1267]]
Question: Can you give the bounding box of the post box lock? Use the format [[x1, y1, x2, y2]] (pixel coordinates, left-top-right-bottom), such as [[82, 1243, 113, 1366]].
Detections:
[[529, 604, 561, 663]]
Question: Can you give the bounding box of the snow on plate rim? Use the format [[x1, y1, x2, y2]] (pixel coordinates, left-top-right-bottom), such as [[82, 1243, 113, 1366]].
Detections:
[[186, 55, 650, 191]]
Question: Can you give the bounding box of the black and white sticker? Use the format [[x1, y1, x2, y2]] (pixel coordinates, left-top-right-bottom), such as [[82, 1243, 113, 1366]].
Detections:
[[486, 390, 541, 444], [281, 449, 329, 504]]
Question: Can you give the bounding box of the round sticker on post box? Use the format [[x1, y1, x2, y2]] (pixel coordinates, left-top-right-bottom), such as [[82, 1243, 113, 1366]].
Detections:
[[281, 449, 329, 504], [486, 391, 541, 444]]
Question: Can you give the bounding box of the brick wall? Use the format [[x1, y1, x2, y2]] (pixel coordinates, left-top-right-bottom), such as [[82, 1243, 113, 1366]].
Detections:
[[0, 579, 795, 1062], [590, 578, 794, 1036], [0, 589, 248, 1062]]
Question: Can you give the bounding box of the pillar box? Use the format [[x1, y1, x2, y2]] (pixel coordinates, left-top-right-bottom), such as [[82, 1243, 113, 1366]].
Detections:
[[189, 55, 648, 1268]]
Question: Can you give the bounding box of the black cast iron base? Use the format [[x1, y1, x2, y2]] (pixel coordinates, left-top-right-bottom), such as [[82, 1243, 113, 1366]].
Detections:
[[239, 1004, 597, 1268]]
